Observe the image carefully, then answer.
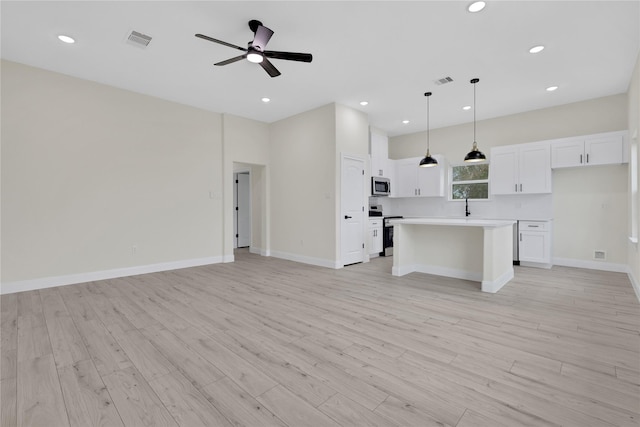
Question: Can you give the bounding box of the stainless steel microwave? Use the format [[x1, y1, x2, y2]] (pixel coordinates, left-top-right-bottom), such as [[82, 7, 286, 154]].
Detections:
[[371, 176, 390, 196]]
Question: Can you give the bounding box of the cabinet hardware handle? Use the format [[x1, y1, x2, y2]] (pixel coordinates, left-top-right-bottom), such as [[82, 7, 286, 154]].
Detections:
[[520, 184, 522, 192], [520, 233, 522, 241], [586, 153, 589, 163], [418, 189, 421, 195], [344, 215, 352, 219], [528, 225, 539, 228], [580, 154, 583, 164], [515, 184, 518, 192]]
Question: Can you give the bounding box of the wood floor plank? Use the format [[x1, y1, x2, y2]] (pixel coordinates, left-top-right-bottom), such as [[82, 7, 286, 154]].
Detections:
[[256, 384, 341, 427], [58, 359, 124, 427], [17, 354, 69, 427], [148, 370, 232, 427], [101, 367, 177, 427], [1, 377, 17, 427], [139, 325, 225, 388], [2, 250, 638, 427], [73, 319, 133, 377], [107, 324, 176, 382], [202, 376, 287, 427], [39, 288, 90, 368], [1, 294, 18, 380], [318, 393, 399, 427]]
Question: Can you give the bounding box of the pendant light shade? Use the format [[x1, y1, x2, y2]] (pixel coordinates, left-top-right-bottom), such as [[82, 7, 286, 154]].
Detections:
[[419, 92, 438, 168], [464, 78, 487, 163]]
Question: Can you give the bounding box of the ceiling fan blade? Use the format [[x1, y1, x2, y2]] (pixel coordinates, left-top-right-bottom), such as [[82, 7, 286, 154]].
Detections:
[[195, 33, 247, 52], [214, 55, 247, 66], [252, 24, 274, 51], [264, 51, 313, 63], [259, 58, 281, 77]]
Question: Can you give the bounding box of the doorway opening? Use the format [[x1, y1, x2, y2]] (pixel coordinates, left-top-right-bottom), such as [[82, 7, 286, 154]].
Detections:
[[234, 171, 251, 249]]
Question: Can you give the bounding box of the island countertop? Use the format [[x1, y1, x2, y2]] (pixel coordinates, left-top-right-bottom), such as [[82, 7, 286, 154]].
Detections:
[[388, 217, 516, 228]]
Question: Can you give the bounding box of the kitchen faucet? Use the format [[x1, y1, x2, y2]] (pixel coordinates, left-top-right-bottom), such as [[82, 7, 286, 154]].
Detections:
[[465, 197, 471, 217]]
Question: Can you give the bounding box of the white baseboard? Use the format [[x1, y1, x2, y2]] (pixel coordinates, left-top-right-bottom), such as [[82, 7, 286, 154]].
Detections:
[[552, 257, 628, 273], [627, 266, 640, 302], [482, 268, 514, 293], [249, 246, 270, 256], [0, 256, 224, 295], [270, 250, 340, 269]]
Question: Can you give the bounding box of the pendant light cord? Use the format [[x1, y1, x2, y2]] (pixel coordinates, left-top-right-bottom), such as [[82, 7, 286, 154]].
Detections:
[[471, 78, 479, 147], [425, 91, 432, 154]]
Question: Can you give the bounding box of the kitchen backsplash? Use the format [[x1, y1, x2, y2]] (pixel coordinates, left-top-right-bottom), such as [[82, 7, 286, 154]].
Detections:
[[370, 193, 553, 220]]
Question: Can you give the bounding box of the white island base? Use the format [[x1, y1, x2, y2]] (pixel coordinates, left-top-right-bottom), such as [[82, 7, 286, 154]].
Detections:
[[390, 218, 516, 293]]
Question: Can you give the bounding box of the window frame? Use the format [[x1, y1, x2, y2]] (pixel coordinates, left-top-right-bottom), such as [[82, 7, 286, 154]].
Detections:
[[449, 162, 491, 201]]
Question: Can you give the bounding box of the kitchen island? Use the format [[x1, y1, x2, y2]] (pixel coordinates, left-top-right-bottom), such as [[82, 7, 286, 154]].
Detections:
[[389, 217, 516, 293]]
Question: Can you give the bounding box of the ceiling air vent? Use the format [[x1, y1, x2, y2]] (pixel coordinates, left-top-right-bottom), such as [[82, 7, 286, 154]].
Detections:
[[434, 76, 454, 86], [126, 30, 152, 48]]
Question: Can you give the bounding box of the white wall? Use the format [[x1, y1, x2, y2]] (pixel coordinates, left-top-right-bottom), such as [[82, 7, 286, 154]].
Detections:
[[389, 94, 628, 268], [269, 103, 338, 266], [1, 60, 224, 289]]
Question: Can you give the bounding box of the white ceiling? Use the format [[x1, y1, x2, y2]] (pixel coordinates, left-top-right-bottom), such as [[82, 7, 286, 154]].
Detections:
[[2, 1, 638, 136]]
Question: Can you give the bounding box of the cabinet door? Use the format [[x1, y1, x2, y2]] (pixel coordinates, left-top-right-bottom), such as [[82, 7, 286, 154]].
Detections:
[[519, 231, 548, 263], [551, 139, 584, 168], [490, 146, 518, 195], [395, 158, 418, 197], [372, 226, 383, 253], [519, 143, 551, 194], [416, 156, 445, 197], [585, 134, 623, 166]]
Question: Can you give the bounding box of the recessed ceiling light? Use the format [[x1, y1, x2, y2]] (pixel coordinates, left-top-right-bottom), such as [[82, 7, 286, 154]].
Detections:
[[463, 105, 472, 111], [546, 86, 559, 92], [402, 120, 410, 124], [57, 35, 75, 44], [261, 97, 270, 103], [360, 101, 369, 106], [529, 45, 545, 54], [468, 1, 486, 12]]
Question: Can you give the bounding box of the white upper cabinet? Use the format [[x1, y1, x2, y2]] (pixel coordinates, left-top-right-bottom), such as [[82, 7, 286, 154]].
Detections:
[[393, 155, 446, 198], [370, 129, 390, 177], [490, 142, 551, 195], [551, 131, 627, 168]]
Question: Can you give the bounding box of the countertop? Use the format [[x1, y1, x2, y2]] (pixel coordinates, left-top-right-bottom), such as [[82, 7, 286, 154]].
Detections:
[[388, 217, 516, 228]]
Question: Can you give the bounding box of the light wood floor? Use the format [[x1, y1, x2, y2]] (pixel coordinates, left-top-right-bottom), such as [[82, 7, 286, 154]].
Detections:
[[2, 250, 639, 427]]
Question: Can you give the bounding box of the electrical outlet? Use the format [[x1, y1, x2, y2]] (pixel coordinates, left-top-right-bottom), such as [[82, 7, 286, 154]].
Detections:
[[594, 250, 606, 260], [132, 245, 138, 255]]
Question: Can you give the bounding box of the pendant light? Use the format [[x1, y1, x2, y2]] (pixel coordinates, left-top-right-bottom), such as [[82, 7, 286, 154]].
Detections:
[[419, 92, 438, 167], [464, 78, 487, 163]]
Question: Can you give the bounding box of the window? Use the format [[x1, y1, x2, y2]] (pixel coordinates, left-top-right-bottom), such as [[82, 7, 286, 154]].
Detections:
[[450, 163, 489, 200]]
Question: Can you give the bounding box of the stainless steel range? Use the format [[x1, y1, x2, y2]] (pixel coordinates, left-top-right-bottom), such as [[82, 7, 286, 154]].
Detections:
[[382, 216, 403, 256]]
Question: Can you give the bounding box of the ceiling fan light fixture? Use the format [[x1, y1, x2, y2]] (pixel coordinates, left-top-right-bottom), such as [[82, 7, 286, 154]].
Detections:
[[468, 1, 486, 13], [419, 92, 438, 168], [247, 52, 263, 63], [464, 78, 487, 163], [57, 34, 75, 44]]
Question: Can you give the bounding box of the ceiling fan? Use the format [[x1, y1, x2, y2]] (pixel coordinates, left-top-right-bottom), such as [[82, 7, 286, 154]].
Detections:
[[195, 20, 313, 78]]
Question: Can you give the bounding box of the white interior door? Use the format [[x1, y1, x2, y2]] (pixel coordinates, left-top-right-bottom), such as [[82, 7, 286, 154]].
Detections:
[[341, 155, 365, 266], [236, 172, 251, 248]]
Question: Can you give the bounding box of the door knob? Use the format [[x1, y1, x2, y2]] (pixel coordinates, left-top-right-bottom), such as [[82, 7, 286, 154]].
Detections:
[[344, 215, 352, 219]]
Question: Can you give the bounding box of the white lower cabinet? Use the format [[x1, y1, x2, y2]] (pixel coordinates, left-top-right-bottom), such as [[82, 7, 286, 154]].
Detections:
[[518, 220, 552, 267], [369, 219, 383, 256]]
